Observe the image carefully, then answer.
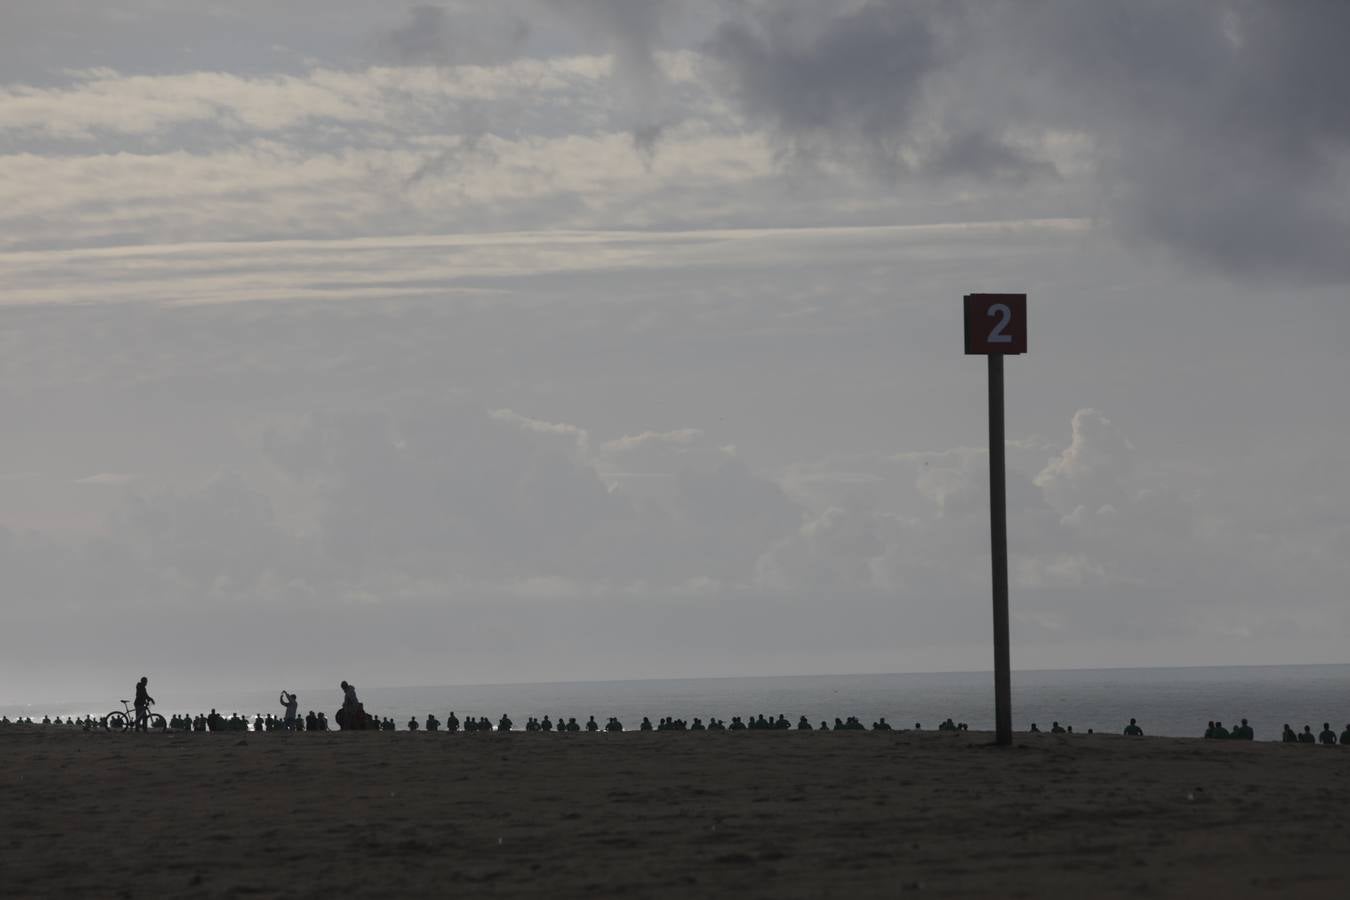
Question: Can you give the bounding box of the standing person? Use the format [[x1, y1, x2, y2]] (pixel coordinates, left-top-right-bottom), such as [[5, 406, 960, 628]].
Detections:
[[340, 680, 362, 729], [279, 691, 299, 730], [133, 676, 155, 732]]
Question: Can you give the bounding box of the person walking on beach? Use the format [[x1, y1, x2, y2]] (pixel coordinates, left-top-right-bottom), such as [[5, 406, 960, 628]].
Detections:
[[133, 676, 155, 732], [279, 690, 299, 730]]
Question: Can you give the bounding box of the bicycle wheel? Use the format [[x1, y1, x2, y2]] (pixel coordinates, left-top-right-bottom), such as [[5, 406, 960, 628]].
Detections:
[[105, 711, 129, 732], [146, 713, 167, 731]]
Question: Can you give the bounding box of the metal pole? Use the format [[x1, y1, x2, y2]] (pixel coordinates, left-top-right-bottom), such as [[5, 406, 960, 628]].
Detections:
[[988, 353, 1012, 745]]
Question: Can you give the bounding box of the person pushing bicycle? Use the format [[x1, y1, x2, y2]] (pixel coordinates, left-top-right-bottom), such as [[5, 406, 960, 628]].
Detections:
[[134, 676, 155, 732]]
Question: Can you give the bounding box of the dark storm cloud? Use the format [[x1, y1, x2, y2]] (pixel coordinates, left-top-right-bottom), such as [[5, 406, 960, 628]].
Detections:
[[383, 3, 531, 66], [704, 1, 945, 171], [695, 0, 1350, 280]]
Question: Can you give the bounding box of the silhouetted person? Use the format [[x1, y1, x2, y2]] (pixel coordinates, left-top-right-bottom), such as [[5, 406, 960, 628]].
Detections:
[[1212, 721, 1230, 739], [540, 715, 553, 732], [586, 715, 599, 733], [1298, 725, 1316, 744], [1282, 724, 1297, 743], [447, 712, 460, 733], [1339, 724, 1350, 745], [305, 710, 318, 731], [1203, 721, 1216, 739], [1029, 723, 1040, 733], [426, 714, 440, 732], [1051, 721, 1065, 734], [279, 691, 299, 730], [134, 677, 155, 732], [339, 681, 361, 730], [1233, 718, 1254, 740], [1123, 718, 1143, 736], [606, 717, 623, 732], [499, 714, 513, 732], [407, 716, 419, 731], [1319, 723, 1337, 745], [797, 716, 812, 731], [873, 717, 892, 731]]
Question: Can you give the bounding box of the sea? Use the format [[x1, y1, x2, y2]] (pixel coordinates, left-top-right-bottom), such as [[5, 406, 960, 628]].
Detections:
[[8, 664, 1348, 741]]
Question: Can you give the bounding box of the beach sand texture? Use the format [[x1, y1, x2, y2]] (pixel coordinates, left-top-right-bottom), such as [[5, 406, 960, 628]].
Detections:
[[4, 726, 1349, 898]]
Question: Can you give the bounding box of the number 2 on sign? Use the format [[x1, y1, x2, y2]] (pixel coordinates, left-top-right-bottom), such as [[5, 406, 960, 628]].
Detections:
[[987, 304, 1013, 343]]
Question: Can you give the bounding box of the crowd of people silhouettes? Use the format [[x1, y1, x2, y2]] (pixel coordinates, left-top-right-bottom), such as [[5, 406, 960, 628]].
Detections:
[[4, 678, 1350, 745]]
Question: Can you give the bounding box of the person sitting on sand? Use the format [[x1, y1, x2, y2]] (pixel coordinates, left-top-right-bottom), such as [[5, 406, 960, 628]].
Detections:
[[499, 714, 513, 732], [1319, 723, 1337, 745], [1339, 724, 1350, 745], [1029, 723, 1040, 733], [1123, 718, 1143, 736], [606, 717, 624, 732], [426, 714, 440, 732], [586, 715, 599, 732], [279, 691, 299, 730], [1298, 725, 1316, 744], [1050, 721, 1066, 734], [1282, 724, 1297, 743], [873, 718, 892, 731], [1212, 721, 1230, 739], [536, 715, 550, 732], [1231, 719, 1253, 740], [797, 716, 812, 730]]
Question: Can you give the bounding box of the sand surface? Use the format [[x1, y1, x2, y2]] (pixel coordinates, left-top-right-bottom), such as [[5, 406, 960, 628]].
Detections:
[[4, 726, 1349, 898]]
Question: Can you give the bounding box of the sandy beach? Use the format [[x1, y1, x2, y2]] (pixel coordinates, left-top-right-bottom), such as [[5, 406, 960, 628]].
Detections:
[[4, 726, 1349, 898]]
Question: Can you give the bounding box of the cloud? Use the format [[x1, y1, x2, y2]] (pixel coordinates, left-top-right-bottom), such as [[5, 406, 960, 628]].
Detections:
[[382, 4, 531, 67], [703, 0, 945, 172]]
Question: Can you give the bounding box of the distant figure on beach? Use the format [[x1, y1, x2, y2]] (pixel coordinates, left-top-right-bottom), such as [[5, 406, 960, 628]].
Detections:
[[1282, 724, 1298, 743], [426, 714, 439, 732], [339, 681, 363, 729], [797, 716, 812, 730], [1339, 724, 1350, 745], [1318, 723, 1337, 745], [134, 677, 155, 732], [586, 716, 599, 732], [1051, 721, 1065, 734], [1212, 721, 1230, 739], [1029, 723, 1040, 733], [873, 717, 892, 731], [1123, 718, 1143, 736], [1298, 725, 1316, 744], [407, 716, 419, 731], [279, 691, 299, 730], [499, 714, 513, 732], [1231, 719, 1254, 740]]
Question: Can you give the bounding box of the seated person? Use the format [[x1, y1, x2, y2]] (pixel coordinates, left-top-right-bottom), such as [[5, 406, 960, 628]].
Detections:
[[688, 718, 703, 731], [305, 711, 319, 731], [407, 717, 419, 731], [730, 717, 747, 731], [426, 714, 440, 732], [1232, 719, 1254, 740], [1282, 724, 1298, 743], [565, 717, 580, 732], [873, 717, 892, 731], [316, 712, 328, 731], [1212, 721, 1230, 739], [586, 716, 599, 732], [1029, 723, 1040, 733], [1319, 723, 1337, 745], [607, 717, 624, 732], [797, 716, 812, 731], [1339, 724, 1350, 745], [1050, 721, 1066, 734], [1123, 718, 1143, 736], [498, 714, 513, 732], [1298, 725, 1316, 744]]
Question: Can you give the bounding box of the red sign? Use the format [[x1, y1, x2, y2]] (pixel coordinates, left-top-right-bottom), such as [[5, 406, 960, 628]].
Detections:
[[964, 294, 1027, 355]]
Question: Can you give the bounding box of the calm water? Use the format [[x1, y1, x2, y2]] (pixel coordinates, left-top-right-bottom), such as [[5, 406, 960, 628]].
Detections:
[[12, 665, 1349, 741]]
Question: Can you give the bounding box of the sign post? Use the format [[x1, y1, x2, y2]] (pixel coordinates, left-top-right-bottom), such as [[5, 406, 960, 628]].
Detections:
[[963, 293, 1027, 747]]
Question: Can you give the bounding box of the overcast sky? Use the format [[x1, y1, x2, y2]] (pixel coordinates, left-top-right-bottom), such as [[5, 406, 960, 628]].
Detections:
[[2, 1, 1348, 705]]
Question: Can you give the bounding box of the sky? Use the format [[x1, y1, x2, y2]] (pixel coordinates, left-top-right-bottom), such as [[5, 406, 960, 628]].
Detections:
[[1, 1, 1348, 706]]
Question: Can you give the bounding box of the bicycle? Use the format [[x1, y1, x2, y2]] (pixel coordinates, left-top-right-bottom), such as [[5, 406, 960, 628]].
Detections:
[[104, 699, 166, 732]]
